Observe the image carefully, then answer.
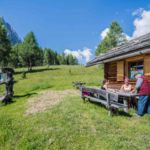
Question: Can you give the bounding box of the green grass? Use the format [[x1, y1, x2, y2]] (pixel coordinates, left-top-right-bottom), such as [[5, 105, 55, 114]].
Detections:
[[0, 65, 150, 150]]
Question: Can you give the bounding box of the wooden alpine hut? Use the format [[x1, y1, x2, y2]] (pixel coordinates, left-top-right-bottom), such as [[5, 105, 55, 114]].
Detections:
[[86, 33, 150, 89]]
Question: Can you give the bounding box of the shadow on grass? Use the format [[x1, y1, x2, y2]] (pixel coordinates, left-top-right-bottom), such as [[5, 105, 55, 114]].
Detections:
[[0, 92, 37, 107], [15, 67, 60, 75], [14, 92, 37, 98], [116, 111, 132, 117], [85, 100, 132, 117], [0, 100, 16, 107]]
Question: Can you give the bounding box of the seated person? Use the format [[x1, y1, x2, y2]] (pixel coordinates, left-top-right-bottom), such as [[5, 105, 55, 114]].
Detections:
[[120, 77, 132, 92], [101, 79, 109, 90]]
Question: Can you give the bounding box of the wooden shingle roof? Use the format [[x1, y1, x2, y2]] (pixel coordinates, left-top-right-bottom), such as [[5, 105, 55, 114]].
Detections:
[[86, 33, 150, 67]]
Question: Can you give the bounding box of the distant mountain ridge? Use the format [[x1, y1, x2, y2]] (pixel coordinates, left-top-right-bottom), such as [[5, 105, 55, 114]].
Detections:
[[0, 17, 21, 45]]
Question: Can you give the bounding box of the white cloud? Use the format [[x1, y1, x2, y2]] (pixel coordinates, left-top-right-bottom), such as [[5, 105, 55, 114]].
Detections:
[[100, 28, 109, 39], [64, 49, 81, 59], [81, 48, 92, 62], [133, 10, 150, 38], [64, 47, 92, 64]]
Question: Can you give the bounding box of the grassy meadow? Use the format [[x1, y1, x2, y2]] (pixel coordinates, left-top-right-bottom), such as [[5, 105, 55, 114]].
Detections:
[[0, 65, 150, 150]]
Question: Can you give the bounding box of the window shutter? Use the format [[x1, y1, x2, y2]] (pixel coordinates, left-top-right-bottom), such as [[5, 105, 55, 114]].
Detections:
[[117, 61, 124, 81], [144, 55, 150, 80]]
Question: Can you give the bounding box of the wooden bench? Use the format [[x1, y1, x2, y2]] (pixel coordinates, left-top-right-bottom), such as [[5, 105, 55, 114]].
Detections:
[[80, 86, 132, 116]]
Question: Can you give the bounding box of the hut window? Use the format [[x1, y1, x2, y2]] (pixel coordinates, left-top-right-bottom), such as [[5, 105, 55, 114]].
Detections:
[[128, 60, 144, 79]]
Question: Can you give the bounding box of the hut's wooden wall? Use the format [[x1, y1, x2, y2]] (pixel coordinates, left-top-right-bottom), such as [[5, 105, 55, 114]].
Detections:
[[104, 62, 117, 81], [104, 54, 150, 89], [144, 54, 150, 80]]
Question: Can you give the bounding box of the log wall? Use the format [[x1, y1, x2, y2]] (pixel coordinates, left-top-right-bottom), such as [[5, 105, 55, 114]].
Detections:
[[104, 54, 150, 86], [104, 62, 117, 81]]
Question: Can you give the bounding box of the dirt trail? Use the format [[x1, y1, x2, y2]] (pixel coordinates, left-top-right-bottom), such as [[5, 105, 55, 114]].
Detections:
[[26, 89, 79, 115]]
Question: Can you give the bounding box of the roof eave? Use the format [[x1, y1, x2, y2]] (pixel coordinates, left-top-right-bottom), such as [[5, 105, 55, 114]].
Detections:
[[86, 48, 150, 67]]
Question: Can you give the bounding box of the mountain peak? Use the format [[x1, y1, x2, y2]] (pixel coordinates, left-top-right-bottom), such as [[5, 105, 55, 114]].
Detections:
[[0, 16, 21, 45]]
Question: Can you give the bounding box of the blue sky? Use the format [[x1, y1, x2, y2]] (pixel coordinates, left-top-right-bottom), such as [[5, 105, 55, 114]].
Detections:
[[0, 0, 150, 63]]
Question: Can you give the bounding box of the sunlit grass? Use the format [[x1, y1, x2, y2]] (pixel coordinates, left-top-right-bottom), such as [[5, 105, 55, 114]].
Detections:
[[0, 65, 150, 150]]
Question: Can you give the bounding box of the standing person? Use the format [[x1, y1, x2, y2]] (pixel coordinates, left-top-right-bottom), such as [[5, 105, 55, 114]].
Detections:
[[134, 73, 150, 116]]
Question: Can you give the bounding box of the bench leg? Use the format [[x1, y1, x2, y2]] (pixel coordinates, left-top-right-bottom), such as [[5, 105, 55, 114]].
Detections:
[[123, 99, 128, 113], [108, 109, 112, 116], [108, 107, 113, 116]]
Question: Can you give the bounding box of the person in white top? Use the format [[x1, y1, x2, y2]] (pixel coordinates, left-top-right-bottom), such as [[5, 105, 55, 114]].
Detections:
[[120, 77, 132, 92]]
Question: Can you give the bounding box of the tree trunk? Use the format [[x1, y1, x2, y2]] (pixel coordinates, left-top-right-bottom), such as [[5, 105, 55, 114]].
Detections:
[[29, 61, 32, 71], [28, 59, 32, 72]]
